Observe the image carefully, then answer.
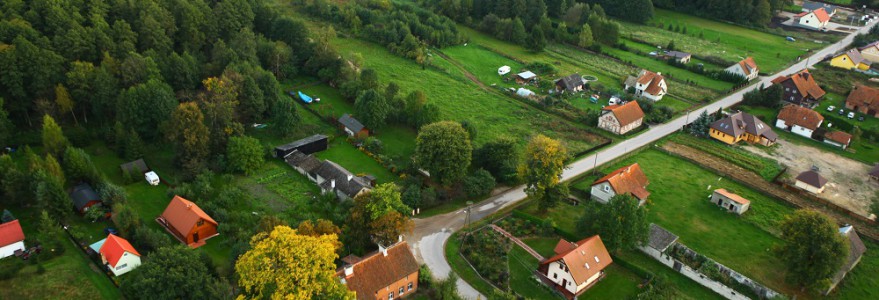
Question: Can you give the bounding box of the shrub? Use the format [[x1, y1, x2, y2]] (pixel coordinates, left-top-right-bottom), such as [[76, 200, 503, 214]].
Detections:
[[462, 169, 496, 198]]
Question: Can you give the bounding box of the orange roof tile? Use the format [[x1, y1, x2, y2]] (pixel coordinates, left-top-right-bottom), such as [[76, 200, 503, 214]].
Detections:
[[825, 131, 852, 145], [159, 196, 217, 235], [846, 85, 879, 111], [738, 57, 758, 76], [593, 163, 650, 200], [0, 220, 25, 247], [541, 236, 612, 286], [714, 189, 751, 205], [813, 8, 831, 23], [99, 234, 141, 267], [602, 101, 645, 127], [777, 104, 824, 130], [773, 70, 825, 100], [637, 70, 666, 96], [339, 242, 420, 300]]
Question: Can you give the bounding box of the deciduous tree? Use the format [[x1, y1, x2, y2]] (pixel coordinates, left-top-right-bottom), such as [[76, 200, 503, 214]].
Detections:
[[121, 246, 227, 300], [117, 79, 177, 141], [41, 115, 69, 157], [235, 226, 354, 300], [0, 98, 11, 146], [347, 184, 414, 250], [577, 194, 648, 252], [62, 147, 101, 184], [415, 121, 472, 186], [54, 84, 77, 125], [578, 23, 594, 48], [354, 89, 391, 130], [226, 135, 264, 175], [166, 102, 210, 177], [778, 209, 848, 290], [519, 135, 567, 211]]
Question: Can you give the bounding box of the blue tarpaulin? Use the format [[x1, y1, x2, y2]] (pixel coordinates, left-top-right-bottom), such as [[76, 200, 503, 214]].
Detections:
[[298, 91, 313, 103]]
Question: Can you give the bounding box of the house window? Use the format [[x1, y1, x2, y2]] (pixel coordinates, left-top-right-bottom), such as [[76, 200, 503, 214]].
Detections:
[[117, 264, 128, 270], [553, 273, 558, 279], [408, 282, 413, 291], [603, 185, 610, 192], [399, 287, 404, 295], [197, 220, 204, 227], [785, 87, 789, 91], [388, 292, 394, 300]]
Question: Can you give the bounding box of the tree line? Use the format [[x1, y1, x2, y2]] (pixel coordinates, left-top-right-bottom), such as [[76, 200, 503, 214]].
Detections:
[[653, 0, 783, 26]]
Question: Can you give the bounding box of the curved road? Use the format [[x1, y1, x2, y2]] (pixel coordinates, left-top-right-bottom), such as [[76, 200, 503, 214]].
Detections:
[[409, 23, 876, 299]]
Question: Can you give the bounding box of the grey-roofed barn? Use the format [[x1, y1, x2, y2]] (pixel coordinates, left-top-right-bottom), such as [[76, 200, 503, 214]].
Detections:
[[339, 114, 368, 137], [274, 134, 328, 158]]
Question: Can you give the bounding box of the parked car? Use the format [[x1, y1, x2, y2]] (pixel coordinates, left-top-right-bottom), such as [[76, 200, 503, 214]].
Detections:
[[848, 112, 856, 119], [786, 36, 796, 42], [839, 109, 845, 115], [827, 105, 836, 112], [859, 116, 865, 121]]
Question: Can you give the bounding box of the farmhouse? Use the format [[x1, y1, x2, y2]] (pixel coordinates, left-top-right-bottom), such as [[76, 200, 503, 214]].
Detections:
[[802, 1, 837, 16], [515, 71, 537, 84], [711, 189, 751, 215], [598, 101, 645, 135], [771, 70, 826, 107], [824, 131, 852, 149], [870, 164, 879, 181], [725, 57, 759, 81], [97, 234, 141, 276], [858, 41, 879, 64], [156, 195, 219, 248], [70, 183, 102, 214], [538, 236, 612, 299], [709, 112, 778, 146], [624, 70, 667, 101], [273, 134, 329, 158], [845, 85, 879, 117], [794, 170, 828, 194], [590, 163, 650, 205], [830, 48, 872, 71], [339, 114, 369, 138], [775, 104, 824, 139], [0, 220, 25, 259], [663, 51, 692, 64], [555, 73, 585, 93], [794, 8, 830, 30], [338, 241, 419, 300], [825, 225, 867, 294]]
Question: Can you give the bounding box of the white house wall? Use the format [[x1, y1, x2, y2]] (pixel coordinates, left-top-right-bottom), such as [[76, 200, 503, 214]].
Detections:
[[546, 261, 579, 294], [598, 114, 622, 134], [791, 125, 815, 138], [109, 252, 141, 276], [0, 241, 25, 259], [795, 180, 825, 194], [590, 182, 616, 204], [775, 119, 788, 130]]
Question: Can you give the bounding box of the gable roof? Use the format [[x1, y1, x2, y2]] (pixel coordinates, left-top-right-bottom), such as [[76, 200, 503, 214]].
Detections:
[[796, 170, 828, 188], [0, 219, 25, 247], [636, 70, 666, 95], [735, 57, 758, 76], [602, 101, 645, 127], [803, 1, 837, 14], [99, 234, 141, 267], [666, 51, 691, 59], [777, 104, 824, 130], [540, 236, 612, 286], [834, 226, 866, 284], [838, 48, 869, 66], [70, 183, 101, 211], [825, 131, 852, 145], [646, 224, 678, 252], [553, 239, 579, 255], [592, 163, 650, 200], [315, 161, 371, 198], [711, 111, 777, 141], [714, 188, 751, 205], [274, 134, 328, 154], [339, 242, 420, 300], [812, 8, 831, 23], [339, 114, 365, 133], [285, 150, 323, 174], [555, 73, 584, 91], [858, 40, 879, 52], [160, 196, 217, 235], [846, 85, 879, 111], [120, 159, 149, 175], [516, 71, 537, 80], [772, 70, 826, 100]]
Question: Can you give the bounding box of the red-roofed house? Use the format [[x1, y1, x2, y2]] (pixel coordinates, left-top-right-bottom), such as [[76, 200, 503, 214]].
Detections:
[[338, 241, 420, 300], [776, 104, 824, 139], [538, 236, 613, 299], [725, 57, 759, 81], [0, 220, 26, 259], [794, 8, 830, 30], [711, 189, 751, 215], [598, 101, 645, 135], [845, 85, 879, 118], [624, 70, 667, 101], [98, 234, 141, 276], [156, 195, 219, 248], [590, 163, 650, 205], [772, 69, 826, 108], [824, 131, 852, 149]]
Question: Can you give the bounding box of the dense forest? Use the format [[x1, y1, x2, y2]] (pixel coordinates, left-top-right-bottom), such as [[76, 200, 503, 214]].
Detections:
[[653, 0, 784, 26]]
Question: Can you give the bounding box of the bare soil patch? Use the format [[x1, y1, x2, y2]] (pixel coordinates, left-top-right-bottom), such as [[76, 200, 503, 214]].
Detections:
[[742, 140, 878, 218]]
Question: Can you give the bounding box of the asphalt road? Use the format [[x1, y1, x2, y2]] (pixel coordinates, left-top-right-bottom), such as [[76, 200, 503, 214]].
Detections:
[[409, 22, 877, 300]]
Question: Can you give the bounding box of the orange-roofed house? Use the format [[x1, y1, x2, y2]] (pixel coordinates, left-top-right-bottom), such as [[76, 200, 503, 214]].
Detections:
[[725, 57, 759, 81], [845, 85, 879, 118], [0, 220, 26, 259], [538, 236, 613, 299], [775, 104, 824, 139], [598, 101, 645, 135], [772, 69, 826, 108], [711, 189, 751, 215], [824, 131, 852, 149], [624, 70, 667, 101], [338, 241, 420, 300], [590, 163, 650, 205], [794, 7, 830, 30], [156, 196, 218, 248], [98, 234, 141, 276]]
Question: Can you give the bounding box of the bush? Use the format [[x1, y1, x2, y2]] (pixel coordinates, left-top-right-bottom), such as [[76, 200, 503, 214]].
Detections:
[[462, 169, 496, 198], [460, 230, 511, 289], [362, 137, 383, 154]]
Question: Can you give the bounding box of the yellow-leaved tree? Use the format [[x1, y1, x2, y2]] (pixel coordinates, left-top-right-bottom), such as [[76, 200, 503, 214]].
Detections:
[[235, 226, 355, 300], [519, 134, 569, 212]]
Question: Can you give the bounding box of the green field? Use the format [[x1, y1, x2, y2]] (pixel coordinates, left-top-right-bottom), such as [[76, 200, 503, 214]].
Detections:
[[601, 43, 734, 91], [625, 9, 824, 74], [440, 44, 525, 88]]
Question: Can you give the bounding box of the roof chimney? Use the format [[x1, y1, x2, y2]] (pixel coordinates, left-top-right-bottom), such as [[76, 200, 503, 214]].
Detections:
[[344, 265, 354, 277], [347, 174, 353, 182], [656, 72, 662, 76], [331, 179, 336, 189], [379, 244, 388, 257]]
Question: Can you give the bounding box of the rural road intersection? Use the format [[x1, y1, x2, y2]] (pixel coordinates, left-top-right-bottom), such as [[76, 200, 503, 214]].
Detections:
[[408, 22, 878, 300]]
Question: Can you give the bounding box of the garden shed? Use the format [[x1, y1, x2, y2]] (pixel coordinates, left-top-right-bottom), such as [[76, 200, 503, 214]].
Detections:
[[710, 189, 750, 215]]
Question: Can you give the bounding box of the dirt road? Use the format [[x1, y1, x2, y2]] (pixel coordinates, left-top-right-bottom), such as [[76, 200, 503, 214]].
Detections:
[[743, 140, 878, 217]]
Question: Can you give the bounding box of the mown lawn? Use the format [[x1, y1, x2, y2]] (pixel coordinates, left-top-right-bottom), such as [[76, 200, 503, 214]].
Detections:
[[601, 43, 734, 91], [508, 245, 561, 299], [316, 139, 398, 184], [561, 149, 799, 295], [614, 250, 725, 300], [831, 240, 879, 299], [626, 9, 824, 73], [440, 44, 524, 88]]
